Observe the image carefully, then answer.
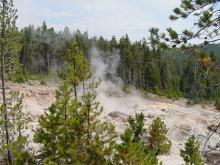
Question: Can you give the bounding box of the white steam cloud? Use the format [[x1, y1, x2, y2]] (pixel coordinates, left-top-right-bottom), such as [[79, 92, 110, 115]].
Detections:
[[88, 47, 147, 116]]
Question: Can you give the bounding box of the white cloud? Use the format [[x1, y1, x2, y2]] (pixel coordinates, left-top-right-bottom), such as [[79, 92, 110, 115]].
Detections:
[[14, 0, 192, 40]]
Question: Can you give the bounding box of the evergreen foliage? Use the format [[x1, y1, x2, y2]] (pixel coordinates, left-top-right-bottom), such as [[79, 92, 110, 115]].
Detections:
[[0, 1, 26, 164], [180, 51, 219, 101], [65, 42, 90, 97], [0, 1, 219, 164], [0, 0, 22, 79], [114, 113, 161, 165], [17, 22, 220, 105], [34, 81, 117, 165], [180, 135, 204, 165], [149, 0, 220, 49], [127, 113, 145, 142], [0, 91, 35, 164], [148, 117, 172, 155]]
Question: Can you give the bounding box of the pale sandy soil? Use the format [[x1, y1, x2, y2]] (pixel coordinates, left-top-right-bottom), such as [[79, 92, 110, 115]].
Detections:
[[6, 81, 220, 165], [7, 81, 58, 116]]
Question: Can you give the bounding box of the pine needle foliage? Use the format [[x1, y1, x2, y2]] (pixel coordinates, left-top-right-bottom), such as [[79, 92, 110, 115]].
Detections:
[[34, 81, 117, 165], [0, 91, 35, 164], [148, 117, 172, 155], [180, 135, 204, 165], [114, 113, 161, 165]]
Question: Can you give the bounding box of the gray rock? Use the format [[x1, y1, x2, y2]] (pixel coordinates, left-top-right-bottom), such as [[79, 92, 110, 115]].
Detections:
[[214, 160, 220, 165], [205, 151, 220, 165], [108, 111, 127, 119], [147, 114, 155, 119], [179, 125, 192, 137]]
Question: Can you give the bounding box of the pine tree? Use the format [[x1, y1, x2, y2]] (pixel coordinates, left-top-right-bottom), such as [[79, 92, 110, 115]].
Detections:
[[180, 51, 219, 101], [114, 113, 160, 165], [70, 81, 117, 165], [165, 0, 220, 46], [110, 35, 118, 52], [0, 91, 35, 164], [34, 81, 74, 164], [0, 0, 21, 164], [180, 135, 204, 165], [127, 113, 145, 142], [148, 117, 172, 155], [34, 81, 117, 165], [65, 42, 90, 97]]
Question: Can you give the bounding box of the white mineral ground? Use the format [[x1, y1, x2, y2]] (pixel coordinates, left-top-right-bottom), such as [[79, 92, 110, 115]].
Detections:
[[6, 80, 220, 165]]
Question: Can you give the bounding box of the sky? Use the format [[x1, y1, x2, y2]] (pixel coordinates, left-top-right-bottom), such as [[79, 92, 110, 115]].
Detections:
[[14, 0, 194, 41]]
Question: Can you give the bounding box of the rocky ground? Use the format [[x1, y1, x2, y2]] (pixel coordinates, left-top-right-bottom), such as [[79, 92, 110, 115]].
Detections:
[[6, 81, 220, 165], [105, 95, 220, 165]]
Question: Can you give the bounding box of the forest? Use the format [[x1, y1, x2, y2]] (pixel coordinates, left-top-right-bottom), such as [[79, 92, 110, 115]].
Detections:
[[0, 0, 219, 165], [15, 22, 220, 104]]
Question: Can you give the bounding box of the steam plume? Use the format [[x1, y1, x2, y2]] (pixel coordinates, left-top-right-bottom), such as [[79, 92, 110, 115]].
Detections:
[[89, 47, 146, 116]]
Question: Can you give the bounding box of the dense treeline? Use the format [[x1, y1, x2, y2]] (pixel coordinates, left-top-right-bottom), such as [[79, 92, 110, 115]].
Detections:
[[18, 22, 220, 103]]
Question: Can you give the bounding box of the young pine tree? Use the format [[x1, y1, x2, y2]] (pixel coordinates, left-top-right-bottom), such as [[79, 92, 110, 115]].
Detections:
[[70, 81, 117, 165], [34, 82, 75, 164], [127, 112, 145, 142], [65, 42, 90, 97], [34, 81, 117, 165], [114, 113, 160, 165], [0, 91, 35, 164], [148, 117, 171, 155], [180, 135, 204, 165], [0, 0, 22, 164]]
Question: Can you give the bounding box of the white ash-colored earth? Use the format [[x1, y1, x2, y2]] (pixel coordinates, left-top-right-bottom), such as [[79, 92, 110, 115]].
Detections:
[[6, 81, 220, 165]]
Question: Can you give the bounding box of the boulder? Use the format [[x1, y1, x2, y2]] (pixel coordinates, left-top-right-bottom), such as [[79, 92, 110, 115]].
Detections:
[[108, 111, 127, 119], [205, 151, 220, 165], [146, 114, 155, 119]]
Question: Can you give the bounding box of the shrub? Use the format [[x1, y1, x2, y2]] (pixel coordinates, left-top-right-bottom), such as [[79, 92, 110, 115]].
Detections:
[[8, 72, 27, 83], [148, 117, 172, 155], [114, 114, 161, 165], [128, 113, 145, 142], [180, 135, 204, 165], [115, 137, 160, 165]]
